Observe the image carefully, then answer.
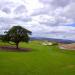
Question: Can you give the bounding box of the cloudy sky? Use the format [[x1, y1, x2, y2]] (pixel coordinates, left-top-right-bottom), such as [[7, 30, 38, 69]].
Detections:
[[0, 0, 75, 40]]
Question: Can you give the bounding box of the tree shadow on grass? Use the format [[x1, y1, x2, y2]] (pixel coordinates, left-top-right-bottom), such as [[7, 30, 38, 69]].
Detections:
[[0, 46, 32, 52]]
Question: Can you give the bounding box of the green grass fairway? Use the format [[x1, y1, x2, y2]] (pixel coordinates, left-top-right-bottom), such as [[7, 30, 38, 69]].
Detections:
[[0, 41, 75, 75]]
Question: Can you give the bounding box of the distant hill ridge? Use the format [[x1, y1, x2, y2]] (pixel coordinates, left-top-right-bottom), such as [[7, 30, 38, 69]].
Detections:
[[31, 37, 75, 43]]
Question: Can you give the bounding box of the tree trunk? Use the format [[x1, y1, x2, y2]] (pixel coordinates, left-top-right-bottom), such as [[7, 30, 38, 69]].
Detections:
[[16, 43, 19, 49]]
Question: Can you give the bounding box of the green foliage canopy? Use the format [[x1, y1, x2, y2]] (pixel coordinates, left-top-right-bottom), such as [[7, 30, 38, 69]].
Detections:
[[2, 26, 32, 48]]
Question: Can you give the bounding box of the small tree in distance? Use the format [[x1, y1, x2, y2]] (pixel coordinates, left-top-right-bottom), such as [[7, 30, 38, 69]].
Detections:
[[2, 26, 32, 49]]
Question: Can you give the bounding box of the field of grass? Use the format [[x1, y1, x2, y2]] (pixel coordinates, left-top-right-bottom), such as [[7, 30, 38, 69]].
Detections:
[[0, 41, 75, 75]]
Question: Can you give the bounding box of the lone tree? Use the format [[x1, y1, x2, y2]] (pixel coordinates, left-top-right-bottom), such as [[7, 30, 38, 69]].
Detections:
[[2, 26, 32, 49]]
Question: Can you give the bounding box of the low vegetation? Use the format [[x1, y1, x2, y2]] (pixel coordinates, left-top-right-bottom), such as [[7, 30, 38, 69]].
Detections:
[[0, 41, 75, 75]]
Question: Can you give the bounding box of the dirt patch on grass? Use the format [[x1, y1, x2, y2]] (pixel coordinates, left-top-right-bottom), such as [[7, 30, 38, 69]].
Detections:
[[0, 46, 32, 52], [62, 65, 75, 70], [59, 43, 75, 50], [67, 65, 75, 69]]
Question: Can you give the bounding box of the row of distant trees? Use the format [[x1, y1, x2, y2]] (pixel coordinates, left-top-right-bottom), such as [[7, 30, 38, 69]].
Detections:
[[0, 26, 32, 49]]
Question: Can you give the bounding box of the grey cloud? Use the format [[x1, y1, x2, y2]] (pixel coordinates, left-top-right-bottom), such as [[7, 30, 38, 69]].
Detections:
[[0, 17, 16, 24], [0, 25, 10, 30], [14, 5, 27, 14], [51, 0, 71, 7], [32, 0, 72, 16], [0, 1, 14, 9], [14, 16, 32, 22], [0, 0, 75, 38], [1, 7, 11, 14], [31, 4, 54, 16], [63, 3, 75, 20], [40, 0, 71, 7], [39, 15, 70, 27], [0, 17, 27, 33], [0, 1, 16, 14], [39, 0, 52, 4], [39, 20, 58, 26], [31, 7, 50, 16]]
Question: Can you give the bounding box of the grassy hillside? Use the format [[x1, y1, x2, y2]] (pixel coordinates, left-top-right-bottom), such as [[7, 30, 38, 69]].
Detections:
[[0, 41, 75, 75]]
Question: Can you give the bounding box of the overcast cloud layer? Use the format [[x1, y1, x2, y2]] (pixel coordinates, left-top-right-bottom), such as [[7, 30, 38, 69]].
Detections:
[[0, 0, 75, 40]]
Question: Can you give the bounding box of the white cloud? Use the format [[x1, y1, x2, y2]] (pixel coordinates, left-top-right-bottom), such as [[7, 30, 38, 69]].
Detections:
[[0, 0, 75, 39]]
